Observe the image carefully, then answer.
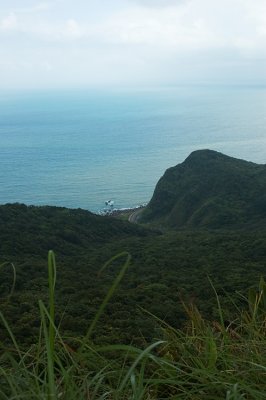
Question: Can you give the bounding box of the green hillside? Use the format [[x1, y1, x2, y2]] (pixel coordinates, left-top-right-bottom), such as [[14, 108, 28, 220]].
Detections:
[[0, 203, 152, 258], [1, 154, 266, 398], [0, 202, 266, 399], [141, 149, 266, 229], [1, 202, 266, 347]]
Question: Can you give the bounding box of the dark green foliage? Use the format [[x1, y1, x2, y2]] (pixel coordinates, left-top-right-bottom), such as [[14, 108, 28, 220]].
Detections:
[[141, 149, 266, 229], [1, 150, 266, 398], [0, 203, 266, 347], [0, 203, 152, 258], [0, 254, 265, 399], [1, 150, 266, 347]]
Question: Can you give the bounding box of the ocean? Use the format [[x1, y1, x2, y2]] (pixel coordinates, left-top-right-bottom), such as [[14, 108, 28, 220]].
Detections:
[[0, 85, 266, 213]]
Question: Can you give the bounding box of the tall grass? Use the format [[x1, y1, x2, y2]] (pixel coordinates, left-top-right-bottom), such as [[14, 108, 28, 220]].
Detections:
[[0, 252, 265, 399]]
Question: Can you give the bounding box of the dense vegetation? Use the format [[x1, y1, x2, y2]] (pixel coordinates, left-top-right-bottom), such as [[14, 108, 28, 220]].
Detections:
[[0, 150, 266, 398], [1, 252, 265, 399], [141, 150, 266, 229], [0, 203, 265, 348]]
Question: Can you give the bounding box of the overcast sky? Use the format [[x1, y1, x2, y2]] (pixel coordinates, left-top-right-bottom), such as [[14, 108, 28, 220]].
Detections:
[[0, 0, 266, 89]]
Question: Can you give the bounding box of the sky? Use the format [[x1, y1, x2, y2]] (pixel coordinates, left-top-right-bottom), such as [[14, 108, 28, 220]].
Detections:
[[0, 0, 266, 89]]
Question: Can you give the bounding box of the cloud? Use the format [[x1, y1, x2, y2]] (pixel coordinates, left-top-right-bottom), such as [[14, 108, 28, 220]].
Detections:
[[65, 19, 82, 38], [0, 0, 265, 89], [33, 2, 53, 12], [66, 0, 265, 57], [1, 0, 265, 55], [0, 14, 18, 31], [130, 0, 187, 7], [12, 1, 55, 14], [97, 7, 217, 50]]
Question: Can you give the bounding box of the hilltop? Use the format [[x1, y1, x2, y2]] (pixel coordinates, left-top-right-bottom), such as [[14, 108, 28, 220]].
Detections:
[[141, 149, 266, 229]]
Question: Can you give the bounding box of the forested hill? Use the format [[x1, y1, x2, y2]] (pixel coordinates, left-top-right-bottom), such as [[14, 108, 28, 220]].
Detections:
[[1, 194, 266, 348], [141, 149, 266, 229], [1, 158, 266, 398], [0, 203, 154, 258]]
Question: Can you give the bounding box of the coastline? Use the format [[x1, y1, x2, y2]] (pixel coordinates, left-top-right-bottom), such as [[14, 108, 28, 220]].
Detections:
[[99, 204, 146, 221]]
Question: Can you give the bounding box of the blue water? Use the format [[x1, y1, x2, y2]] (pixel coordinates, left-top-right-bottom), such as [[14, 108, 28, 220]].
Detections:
[[0, 86, 266, 213]]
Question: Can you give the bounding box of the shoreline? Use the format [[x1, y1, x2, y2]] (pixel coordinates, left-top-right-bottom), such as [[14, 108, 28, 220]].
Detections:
[[99, 204, 147, 220]]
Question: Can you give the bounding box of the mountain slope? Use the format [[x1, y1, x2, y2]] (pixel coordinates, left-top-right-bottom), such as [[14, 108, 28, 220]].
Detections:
[[1, 196, 266, 346], [141, 150, 266, 229], [0, 203, 153, 257]]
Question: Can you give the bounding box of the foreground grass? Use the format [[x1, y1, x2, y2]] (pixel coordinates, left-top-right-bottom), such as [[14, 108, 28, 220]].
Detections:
[[0, 252, 265, 399]]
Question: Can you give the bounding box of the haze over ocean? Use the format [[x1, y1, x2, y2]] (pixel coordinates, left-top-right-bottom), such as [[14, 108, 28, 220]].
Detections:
[[0, 85, 265, 213]]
